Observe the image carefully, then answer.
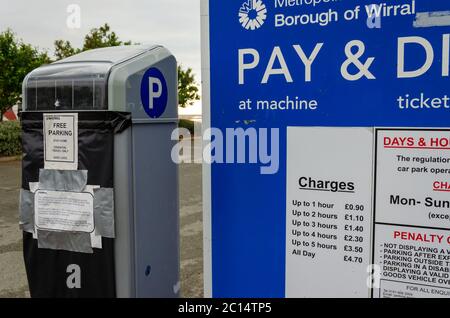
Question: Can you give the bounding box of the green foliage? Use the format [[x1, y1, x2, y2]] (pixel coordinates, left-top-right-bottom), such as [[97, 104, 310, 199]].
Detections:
[[178, 66, 200, 108], [83, 24, 132, 50], [0, 121, 21, 157], [179, 119, 195, 134], [0, 29, 50, 119], [54, 23, 132, 60], [54, 40, 81, 60]]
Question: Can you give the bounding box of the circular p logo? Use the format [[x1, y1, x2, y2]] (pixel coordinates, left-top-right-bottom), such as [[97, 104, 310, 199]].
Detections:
[[140, 67, 168, 118]]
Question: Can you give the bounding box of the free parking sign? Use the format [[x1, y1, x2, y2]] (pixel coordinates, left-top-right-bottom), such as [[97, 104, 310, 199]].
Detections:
[[202, 0, 450, 298], [141, 67, 168, 118]]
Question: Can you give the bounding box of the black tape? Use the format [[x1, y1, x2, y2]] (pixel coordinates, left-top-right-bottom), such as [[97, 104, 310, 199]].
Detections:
[[21, 111, 130, 298]]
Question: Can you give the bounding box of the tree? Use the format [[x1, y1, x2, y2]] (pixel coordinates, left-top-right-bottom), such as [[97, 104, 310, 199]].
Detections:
[[0, 29, 50, 121], [83, 23, 131, 50], [178, 65, 200, 108], [54, 40, 80, 60], [54, 23, 131, 60]]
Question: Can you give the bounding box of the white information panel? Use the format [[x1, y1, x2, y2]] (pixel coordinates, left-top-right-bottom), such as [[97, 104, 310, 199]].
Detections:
[[43, 113, 78, 171], [286, 127, 373, 298], [35, 190, 94, 233], [373, 129, 450, 298]]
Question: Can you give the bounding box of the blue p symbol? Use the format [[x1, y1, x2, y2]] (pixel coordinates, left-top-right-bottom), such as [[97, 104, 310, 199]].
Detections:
[[141, 67, 168, 118]]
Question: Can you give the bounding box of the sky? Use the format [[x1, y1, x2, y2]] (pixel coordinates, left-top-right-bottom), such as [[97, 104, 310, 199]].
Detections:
[[0, 0, 202, 114]]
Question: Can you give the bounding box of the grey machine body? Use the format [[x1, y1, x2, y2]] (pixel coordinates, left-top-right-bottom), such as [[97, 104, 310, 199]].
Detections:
[[22, 45, 180, 297]]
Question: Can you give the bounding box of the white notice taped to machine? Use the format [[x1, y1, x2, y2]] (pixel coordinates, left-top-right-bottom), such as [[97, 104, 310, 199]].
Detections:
[[35, 190, 94, 233], [43, 113, 78, 170]]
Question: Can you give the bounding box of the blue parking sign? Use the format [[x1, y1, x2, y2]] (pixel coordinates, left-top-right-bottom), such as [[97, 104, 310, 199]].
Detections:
[[202, 0, 450, 298], [141, 67, 168, 118]]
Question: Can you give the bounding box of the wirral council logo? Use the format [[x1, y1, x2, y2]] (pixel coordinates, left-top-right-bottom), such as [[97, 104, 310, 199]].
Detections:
[[239, 0, 267, 31]]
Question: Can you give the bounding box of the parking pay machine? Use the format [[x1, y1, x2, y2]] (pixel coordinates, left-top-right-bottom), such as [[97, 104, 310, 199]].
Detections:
[[19, 45, 179, 297]]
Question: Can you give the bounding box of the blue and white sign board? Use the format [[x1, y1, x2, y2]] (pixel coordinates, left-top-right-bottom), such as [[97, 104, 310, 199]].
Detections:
[[140, 67, 168, 118], [201, 0, 450, 298]]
